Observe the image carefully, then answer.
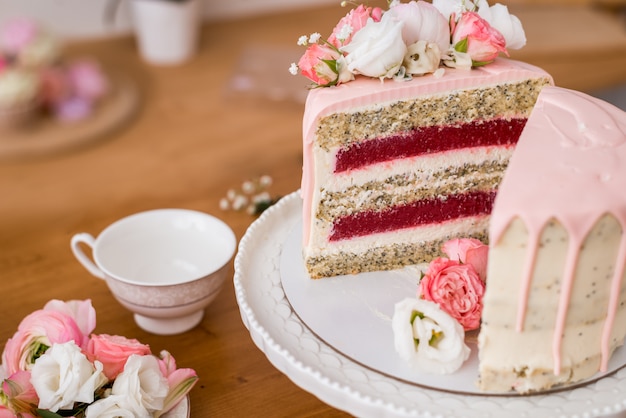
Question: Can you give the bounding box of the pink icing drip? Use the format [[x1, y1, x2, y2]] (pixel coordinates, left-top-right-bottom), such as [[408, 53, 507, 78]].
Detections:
[[515, 224, 541, 332], [491, 86, 626, 375], [301, 58, 552, 246], [600, 234, 626, 371], [552, 242, 580, 374]]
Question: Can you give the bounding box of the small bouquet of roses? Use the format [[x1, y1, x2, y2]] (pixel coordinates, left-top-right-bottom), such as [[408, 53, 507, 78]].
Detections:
[[290, 0, 527, 87], [0, 299, 198, 417], [392, 238, 488, 374]]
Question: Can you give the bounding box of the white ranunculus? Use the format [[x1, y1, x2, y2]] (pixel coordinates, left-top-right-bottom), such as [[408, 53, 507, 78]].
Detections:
[[31, 341, 107, 412], [432, 0, 469, 22], [404, 41, 441, 76], [85, 395, 136, 418], [341, 13, 407, 79], [110, 354, 169, 415], [392, 298, 470, 374], [476, 0, 526, 49], [388, 1, 451, 56]]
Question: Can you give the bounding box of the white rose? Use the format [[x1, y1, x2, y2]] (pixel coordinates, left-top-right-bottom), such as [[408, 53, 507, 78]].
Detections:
[[392, 298, 470, 374], [404, 41, 441, 75], [476, 0, 526, 49], [31, 341, 107, 412], [388, 1, 451, 56], [110, 354, 169, 414], [341, 13, 407, 79], [85, 395, 136, 418]]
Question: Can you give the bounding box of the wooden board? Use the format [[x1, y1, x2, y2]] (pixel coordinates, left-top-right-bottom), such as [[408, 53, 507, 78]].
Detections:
[[0, 71, 140, 160]]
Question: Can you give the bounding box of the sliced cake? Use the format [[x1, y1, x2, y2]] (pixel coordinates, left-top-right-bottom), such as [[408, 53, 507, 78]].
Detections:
[[478, 86, 626, 393], [301, 59, 552, 278]]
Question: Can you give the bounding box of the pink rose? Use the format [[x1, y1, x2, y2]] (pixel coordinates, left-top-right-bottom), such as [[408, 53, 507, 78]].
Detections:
[[297, 43, 346, 87], [2, 308, 89, 375], [85, 334, 151, 380], [328, 4, 383, 47], [442, 238, 489, 281], [418, 257, 485, 331], [452, 11, 507, 64]]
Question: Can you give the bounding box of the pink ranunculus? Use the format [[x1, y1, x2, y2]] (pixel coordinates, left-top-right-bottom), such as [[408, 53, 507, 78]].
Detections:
[[452, 11, 507, 64], [328, 4, 383, 48], [43, 299, 97, 342], [442, 238, 489, 281], [157, 350, 199, 416], [297, 43, 346, 87], [418, 257, 485, 331], [388, 0, 451, 57], [86, 334, 151, 380], [2, 309, 89, 375]]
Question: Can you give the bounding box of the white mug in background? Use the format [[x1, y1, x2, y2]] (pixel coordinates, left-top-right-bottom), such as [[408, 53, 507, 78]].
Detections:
[[71, 208, 236, 335]]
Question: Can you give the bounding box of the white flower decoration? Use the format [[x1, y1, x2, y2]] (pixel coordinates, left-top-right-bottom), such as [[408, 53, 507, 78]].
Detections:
[[31, 341, 107, 412], [392, 298, 470, 374]]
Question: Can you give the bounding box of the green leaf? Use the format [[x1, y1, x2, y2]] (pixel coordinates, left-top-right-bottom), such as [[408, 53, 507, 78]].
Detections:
[[36, 410, 64, 418], [472, 59, 494, 67], [320, 58, 339, 75], [454, 37, 469, 53]]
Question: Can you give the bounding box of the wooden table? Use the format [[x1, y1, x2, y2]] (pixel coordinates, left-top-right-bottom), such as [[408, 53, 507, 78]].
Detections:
[[1, 4, 625, 417]]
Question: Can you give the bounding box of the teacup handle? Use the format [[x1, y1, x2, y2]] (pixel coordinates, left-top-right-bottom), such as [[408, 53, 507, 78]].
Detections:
[[71, 233, 106, 280]]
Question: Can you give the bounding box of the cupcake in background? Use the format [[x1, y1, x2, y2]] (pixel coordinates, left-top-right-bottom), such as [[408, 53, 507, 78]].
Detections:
[[45, 59, 109, 122], [0, 67, 41, 131], [1, 17, 61, 69], [0, 18, 110, 129]]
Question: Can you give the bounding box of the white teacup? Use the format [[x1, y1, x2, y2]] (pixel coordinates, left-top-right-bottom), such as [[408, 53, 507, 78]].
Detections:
[[71, 209, 236, 335]]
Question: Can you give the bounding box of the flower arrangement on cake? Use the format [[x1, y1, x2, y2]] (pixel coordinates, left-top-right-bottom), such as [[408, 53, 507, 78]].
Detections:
[[0, 18, 109, 129], [392, 238, 488, 374], [0, 299, 198, 417], [289, 0, 526, 87]]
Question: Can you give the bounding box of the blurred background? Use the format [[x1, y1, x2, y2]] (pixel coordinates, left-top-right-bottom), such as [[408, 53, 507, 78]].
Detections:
[[1, 0, 624, 108]]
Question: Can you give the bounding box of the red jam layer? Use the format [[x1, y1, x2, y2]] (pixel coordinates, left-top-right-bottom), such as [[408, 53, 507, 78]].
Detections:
[[334, 118, 526, 173], [329, 190, 496, 241]]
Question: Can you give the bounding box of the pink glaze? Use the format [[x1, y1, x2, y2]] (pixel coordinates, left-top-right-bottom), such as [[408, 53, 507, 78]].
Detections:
[[490, 86, 626, 374], [301, 58, 552, 246]]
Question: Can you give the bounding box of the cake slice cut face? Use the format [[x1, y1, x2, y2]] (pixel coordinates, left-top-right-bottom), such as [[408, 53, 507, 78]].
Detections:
[[478, 86, 626, 393], [301, 59, 552, 278]]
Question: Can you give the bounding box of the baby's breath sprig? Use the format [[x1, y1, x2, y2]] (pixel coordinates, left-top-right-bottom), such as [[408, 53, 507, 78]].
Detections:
[[220, 175, 281, 215]]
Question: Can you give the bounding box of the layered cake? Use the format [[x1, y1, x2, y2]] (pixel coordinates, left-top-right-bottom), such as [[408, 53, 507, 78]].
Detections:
[[293, 0, 550, 279], [292, 0, 626, 395], [477, 86, 626, 393], [301, 60, 551, 278]]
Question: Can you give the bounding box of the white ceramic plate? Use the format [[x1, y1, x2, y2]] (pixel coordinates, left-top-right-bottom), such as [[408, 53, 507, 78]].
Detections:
[[234, 191, 626, 418]]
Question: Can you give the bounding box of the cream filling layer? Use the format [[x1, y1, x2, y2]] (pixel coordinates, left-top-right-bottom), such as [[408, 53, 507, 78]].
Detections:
[[304, 215, 490, 258]]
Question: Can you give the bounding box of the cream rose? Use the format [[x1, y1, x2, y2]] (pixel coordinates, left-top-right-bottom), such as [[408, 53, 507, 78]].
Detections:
[[341, 12, 407, 79], [392, 298, 470, 374], [388, 1, 450, 56], [31, 341, 107, 412], [403, 40, 441, 75]]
